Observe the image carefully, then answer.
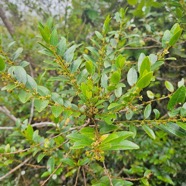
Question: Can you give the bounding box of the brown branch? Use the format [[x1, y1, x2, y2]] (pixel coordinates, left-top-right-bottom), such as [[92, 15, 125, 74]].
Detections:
[[74, 166, 81, 186], [0, 6, 14, 37], [0, 106, 17, 122], [0, 157, 31, 181]]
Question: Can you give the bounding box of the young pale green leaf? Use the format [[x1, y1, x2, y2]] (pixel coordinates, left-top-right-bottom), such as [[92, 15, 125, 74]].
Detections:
[[165, 81, 174, 92], [64, 45, 78, 63], [149, 54, 157, 65], [144, 104, 152, 119], [136, 72, 153, 89], [80, 127, 95, 139], [51, 105, 63, 118], [110, 71, 121, 85], [0, 57, 5, 71], [12, 48, 23, 60], [24, 124, 34, 140], [114, 87, 122, 98], [102, 15, 111, 34], [18, 90, 32, 103], [57, 37, 67, 56], [127, 67, 138, 86], [167, 86, 186, 110], [169, 23, 182, 46], [153, 109, 160, 119], [147, 90, 154, 99], [101, 73, 108, 88], [142, 125, 156, 139], [178, 78, 184, 88], [116, 54, 125, 69], [139, 57, 151, 77], [85, 61, 94, 74], [138, 53, 146, 72], [34, 99, 49, 112], [50, 28, 58, 46], [95, 31, 103, 40], [162, 30, 171, 48]]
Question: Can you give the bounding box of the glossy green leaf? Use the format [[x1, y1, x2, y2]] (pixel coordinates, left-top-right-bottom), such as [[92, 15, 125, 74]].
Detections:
[[158, 123, 186, 138], [34, 99, 49, 112], [167, 86, 186, 110], [140, 57, 151, 77], [61, 158, 75, 166], [108, 103, 120, 110], [64, 45, 78, 63], [147, 90, 154, 99], [127, 67, 138, 86], [138, 53, 146, 72], [57, 37, 67, 56], [142, 125, 156, 139], [85, 61, 94, 74], [18, 90, 32, 103], [176, 122, 186, 131], [0, 57, 5, 71], [47, 157, 55, 173], [37, 153, 45, 163], [153, 109, 160, 119], [110, 71, 121, 85], [144, 104, 152, 119], [136, 72, 153, 89], [50, 28, 58, 46], [51, 105, 63, 118]]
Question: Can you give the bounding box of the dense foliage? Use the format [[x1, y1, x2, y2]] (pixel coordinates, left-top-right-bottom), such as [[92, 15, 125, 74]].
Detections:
[[0, 1, 186, 185]]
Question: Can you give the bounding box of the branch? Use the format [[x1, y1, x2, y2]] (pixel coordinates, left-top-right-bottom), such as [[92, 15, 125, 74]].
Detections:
[[0, 157, 31, 181], [0, 7, 14, 37], [0, 106, 17, 122]]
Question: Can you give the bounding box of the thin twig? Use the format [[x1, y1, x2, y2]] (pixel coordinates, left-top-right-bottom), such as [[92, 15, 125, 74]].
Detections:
[[0, 106, 17, 122], [40, 162, 62, 186], [74, 166, 81, 186], [28, 99, 34, 124], [103, 161, 113, 186], [0, 157, 32, 181], [82, 166, 87, 186]]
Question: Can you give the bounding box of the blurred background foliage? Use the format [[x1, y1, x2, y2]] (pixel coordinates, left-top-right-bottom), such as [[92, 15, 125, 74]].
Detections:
[[0, 0, 186, 185]]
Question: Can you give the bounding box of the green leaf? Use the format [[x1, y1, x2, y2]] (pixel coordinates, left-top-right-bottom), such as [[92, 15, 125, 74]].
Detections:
[[136, 72, 153, 89], [0, 56, 5, 71], [114, 87, 122, 98], [95, 31, 103, 40], [176, 122, 186, 131], [144, 104, 152, 119], [116, 55, 125, 69], [51, 93, 63, 105], [9, 66, 27, 84], [80, 127, 95, 139], [127, 67, 138, 86], [26, 75, 37, 90], [101, 73, 108, 88], [64, 45, 78, 63], [61, 158, 75, 166], [102, 15, 111, 34], [51, 105, 63, 118], [167, 86, 186, 110], [47, 157, 55, 173], [85, 61, 94, 74], [110, 71, 121, 85], [70, 57, 82, 73], [86, 46, 99, 57], [127, 0, 138, 5], [37, 86, 50, 96], [50, 28, 58, 46], [37, 153, 45, 163], [153, 109, 160, 119], [162, 30, 171, 48], [142, 125, 156, 139], [24, 124, 34, 140], [139, 57, 151, 77], [34, 99, 49, 112], [126, 109, 133, 120], [151, 61, 164, 71], [138, 53, 146, 72], [158, 123, 186, 138], [147, 90, 154, 99], [12, 48, 23, 60], [18, 90, 32, 103], [108, 102, 120, 110], [57, 37, 67, 56], [165, 81, 174, 92]]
